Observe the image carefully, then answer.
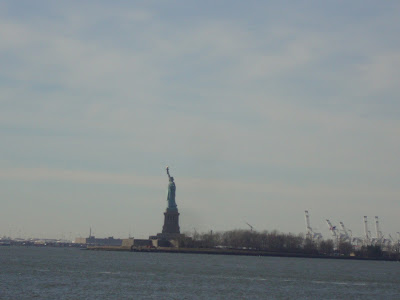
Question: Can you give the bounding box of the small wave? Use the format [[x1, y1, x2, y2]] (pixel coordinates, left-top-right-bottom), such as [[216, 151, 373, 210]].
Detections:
[[225, 275, 270, 282], [312, 280, 367, 286], [339, 282, 367, 286], [98, 271, 121, 275]]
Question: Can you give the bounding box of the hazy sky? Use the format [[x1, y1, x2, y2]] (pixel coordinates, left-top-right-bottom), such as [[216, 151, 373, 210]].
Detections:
[[1, 1, 399, 240]]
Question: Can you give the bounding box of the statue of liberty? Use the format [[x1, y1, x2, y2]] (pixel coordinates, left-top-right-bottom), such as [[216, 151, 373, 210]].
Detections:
[[166, 166, 177, 210]]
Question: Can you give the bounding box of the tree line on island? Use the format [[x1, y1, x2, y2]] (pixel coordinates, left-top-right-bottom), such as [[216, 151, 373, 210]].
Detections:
[[176, 229, 399, 260]]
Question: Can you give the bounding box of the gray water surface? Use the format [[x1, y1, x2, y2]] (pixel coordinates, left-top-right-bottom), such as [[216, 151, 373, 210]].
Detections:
[[1, 247, 399, 299]]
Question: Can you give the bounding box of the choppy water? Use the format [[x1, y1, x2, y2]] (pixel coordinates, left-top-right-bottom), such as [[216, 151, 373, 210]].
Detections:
[[1, 247, 400, 299]]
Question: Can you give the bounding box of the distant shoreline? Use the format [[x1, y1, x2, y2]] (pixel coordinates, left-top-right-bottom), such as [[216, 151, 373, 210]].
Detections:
[[86, 246, 400, 262]]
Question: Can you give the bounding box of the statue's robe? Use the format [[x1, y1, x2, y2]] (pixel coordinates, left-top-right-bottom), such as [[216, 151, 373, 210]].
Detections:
[[167, 181, 177, 209]]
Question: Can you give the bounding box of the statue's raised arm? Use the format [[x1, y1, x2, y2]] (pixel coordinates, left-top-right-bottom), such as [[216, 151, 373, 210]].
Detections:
[[166, 166, 171, 180]]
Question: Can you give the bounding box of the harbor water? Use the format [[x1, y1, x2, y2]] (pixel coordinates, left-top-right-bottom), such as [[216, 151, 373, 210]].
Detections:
[[1, 247, 400, 299]]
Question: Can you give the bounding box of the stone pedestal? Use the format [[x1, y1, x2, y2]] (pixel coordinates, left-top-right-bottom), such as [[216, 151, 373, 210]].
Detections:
[[162, 209, 180, 234]]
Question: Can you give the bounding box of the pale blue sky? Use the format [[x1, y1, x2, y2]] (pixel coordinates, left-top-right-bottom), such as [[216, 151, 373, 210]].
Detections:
[[1, 1, 399, 240]]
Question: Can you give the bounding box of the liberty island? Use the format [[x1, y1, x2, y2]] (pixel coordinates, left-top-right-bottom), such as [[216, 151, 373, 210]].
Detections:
[[77, 167, 399, 263]]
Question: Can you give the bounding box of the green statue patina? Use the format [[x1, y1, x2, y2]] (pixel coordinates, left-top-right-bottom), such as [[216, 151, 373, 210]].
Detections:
[[166, 166, 177, 210]]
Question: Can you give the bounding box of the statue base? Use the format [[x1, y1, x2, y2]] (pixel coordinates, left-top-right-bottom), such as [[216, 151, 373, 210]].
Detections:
[[162, 209, 180, 234]]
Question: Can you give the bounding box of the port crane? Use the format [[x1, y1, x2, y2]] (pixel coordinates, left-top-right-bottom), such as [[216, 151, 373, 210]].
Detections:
[[339, 221, 352, 242], [326, 219, 338, 238], [245, 222, 254, 232], [326, 219, 341, 248], [374, 216, 384, 245], [304, 211, 322, 240], [363, 216, 370, 245]]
